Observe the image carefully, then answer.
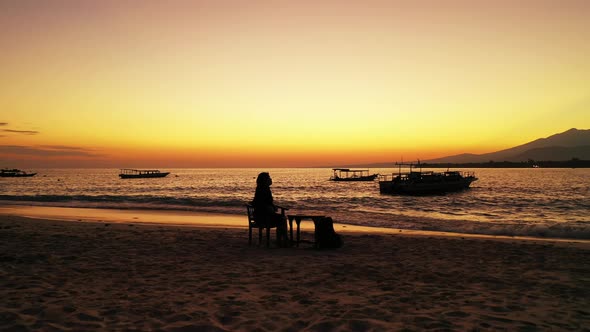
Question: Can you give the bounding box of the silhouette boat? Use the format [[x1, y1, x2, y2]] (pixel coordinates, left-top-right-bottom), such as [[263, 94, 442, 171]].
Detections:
[[330, 168, 378, 181], [379, 162, 477, 195], [119, 169, 170, 179], [0, 168, 37, 177]]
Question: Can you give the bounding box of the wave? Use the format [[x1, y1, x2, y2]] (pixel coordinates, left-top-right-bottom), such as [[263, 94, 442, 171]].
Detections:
[[325, 211, 590, 240], [0, 195, 246, 213]]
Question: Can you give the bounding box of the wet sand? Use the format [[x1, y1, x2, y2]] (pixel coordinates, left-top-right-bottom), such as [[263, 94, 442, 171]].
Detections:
[[1, 207, 589, 331]]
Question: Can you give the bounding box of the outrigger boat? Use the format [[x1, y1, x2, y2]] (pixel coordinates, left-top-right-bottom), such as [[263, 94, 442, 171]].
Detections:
[[330, 168, 378, 181], [379, 162, 477, 195], [0, 168, 37, 177], [119, 169, 170, 179]]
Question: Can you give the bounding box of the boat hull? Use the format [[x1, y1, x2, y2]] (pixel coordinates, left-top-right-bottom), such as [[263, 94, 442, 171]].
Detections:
[[119, 172, 170, 179], [331, 174, 378, 182], [379, 176, 477, 195], [0, 173, 36, 177]]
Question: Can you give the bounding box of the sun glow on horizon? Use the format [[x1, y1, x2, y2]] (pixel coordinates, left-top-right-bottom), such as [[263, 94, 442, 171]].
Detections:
[[1, 1, 589, 167]]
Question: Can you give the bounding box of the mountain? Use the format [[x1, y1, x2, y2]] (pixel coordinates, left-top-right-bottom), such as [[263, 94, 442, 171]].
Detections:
[[424, 128, 590, 163], [336, 128, 590, 168]]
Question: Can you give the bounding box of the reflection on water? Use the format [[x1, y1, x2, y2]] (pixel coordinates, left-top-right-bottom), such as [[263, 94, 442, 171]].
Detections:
[[0, 168, 588, 239]]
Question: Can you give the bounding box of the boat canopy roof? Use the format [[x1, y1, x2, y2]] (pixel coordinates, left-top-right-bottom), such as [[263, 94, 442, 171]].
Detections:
[[120, 169, 162, 173], [332, 168, 369, 172]]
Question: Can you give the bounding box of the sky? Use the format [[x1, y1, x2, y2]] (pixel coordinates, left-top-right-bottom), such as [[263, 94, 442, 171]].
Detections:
[[1, 0, 589, 168]]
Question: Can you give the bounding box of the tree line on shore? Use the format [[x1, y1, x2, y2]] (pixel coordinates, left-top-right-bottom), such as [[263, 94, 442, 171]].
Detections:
[[418, 158, 589, 168]]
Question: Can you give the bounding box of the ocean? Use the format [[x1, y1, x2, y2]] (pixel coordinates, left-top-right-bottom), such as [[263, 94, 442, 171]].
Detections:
[[1, 168, 588, 239]]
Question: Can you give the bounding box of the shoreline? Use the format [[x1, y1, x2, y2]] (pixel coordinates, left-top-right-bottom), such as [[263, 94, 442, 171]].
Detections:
[[1, 204, 589, 248], [1, 212, 589, 330]]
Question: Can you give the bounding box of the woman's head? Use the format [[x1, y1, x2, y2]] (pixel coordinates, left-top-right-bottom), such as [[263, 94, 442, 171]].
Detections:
[[256, 172, 272, 187]]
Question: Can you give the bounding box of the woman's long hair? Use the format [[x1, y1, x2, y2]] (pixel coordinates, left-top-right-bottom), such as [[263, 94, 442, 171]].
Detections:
[[256, 172, 271, 187]]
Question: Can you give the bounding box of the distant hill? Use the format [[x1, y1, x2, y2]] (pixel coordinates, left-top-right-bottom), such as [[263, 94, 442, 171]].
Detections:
[[424, 128, 590, 163]]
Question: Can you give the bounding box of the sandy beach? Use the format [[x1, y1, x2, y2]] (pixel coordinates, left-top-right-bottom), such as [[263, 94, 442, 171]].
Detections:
[[1, 208, 589, 331]]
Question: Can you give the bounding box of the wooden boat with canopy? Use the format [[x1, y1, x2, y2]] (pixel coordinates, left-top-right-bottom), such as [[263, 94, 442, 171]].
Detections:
[[379, 162, 477, 195], [330, 168, 378, 181], [119, 169, 170, 179], [0, 168, 37, 177]]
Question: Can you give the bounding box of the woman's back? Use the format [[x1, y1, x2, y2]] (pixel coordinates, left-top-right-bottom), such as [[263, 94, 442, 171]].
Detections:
[[253, 186, 275, 219]]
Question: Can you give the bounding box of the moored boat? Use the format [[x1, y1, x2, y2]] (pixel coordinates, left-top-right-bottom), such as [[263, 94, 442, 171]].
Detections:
[[379, 163, 477, 195], [0, 169, 37, 177], [330, 168, 378, 181], [119, 169, 170, 179]]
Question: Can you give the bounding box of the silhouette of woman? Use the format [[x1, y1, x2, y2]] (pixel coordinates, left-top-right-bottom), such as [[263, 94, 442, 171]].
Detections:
[[252, 172, 289, 247]]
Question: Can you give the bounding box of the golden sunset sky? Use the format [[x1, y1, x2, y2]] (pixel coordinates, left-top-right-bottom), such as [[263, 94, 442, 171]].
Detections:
[[1, 1, 589, 167]]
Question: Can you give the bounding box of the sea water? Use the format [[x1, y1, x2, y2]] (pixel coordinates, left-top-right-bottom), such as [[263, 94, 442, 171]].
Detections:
[[0, 168, 588, 239]]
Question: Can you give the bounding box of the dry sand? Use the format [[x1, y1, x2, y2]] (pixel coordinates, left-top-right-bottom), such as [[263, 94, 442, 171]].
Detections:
[[1, 210, 589, 331]]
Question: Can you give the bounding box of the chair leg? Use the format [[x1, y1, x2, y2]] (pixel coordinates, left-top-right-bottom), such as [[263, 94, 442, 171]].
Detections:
[[259, 228, 262, 246], [266, 227, 271, 248], [248, 226, 252, 245]]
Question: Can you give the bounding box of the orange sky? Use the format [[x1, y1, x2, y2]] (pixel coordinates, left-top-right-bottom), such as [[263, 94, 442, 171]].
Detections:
[[1, 1, 589, 167]]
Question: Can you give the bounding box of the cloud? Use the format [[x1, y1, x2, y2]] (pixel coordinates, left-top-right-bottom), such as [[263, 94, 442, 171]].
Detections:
[[2, 129, 39, 135], [39, 145, 93, 151], [0, 145, 103, 157], [0, 122, 7, 126]]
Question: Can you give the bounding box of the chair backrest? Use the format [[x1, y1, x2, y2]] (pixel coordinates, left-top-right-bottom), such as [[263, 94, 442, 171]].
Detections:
[[246, 203, 274, 228], [246, 204, 256, 225]]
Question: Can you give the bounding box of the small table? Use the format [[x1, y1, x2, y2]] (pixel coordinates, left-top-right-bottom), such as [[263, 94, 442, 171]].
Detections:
[[287, 215, 325, 247]]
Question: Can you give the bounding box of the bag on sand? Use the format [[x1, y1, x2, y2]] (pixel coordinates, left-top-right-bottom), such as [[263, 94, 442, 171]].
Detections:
[[315, 217, 342, 249]]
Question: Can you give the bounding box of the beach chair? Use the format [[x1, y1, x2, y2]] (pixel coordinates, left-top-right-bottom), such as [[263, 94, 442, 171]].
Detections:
[[246, 204, 287, 247]]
